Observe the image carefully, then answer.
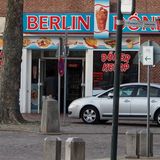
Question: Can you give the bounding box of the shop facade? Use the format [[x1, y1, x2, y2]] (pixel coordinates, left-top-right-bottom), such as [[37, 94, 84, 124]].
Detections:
[[0, 0, 159, 113]]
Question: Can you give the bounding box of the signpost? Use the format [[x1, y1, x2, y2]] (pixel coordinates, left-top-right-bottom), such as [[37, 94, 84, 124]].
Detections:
[[139, 41, 160, 157], [110, 1, 136, 160], [142, 46, 154, 66]]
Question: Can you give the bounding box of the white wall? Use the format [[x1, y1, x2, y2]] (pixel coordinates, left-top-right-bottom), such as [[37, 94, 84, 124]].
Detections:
[[20, 49, 32, 113], [85, 50, 93, 96], [0, 17, 5, 34]]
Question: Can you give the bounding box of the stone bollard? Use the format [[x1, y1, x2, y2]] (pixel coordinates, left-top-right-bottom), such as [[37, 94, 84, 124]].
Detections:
[[65, 137, 85, 160], [125, 130, 139, 158], [43, 137, 61, 160], [41, 95, 60, 133], [138, 130, 153, 157]]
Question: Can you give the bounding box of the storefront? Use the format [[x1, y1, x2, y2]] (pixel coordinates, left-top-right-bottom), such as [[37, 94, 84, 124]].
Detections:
[[0, 1, 159, 113], [19, 33, 140, 113]]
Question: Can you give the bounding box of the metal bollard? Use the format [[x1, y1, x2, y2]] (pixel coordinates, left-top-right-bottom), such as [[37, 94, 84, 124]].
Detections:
[[65, 137, 85, 160], [43, 137, 61, 160], [125, 130, 139, 158]]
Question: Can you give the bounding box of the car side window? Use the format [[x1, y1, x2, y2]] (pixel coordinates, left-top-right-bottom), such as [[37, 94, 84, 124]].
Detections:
[[99, 90, 113, 98], [136, 86, 147, 97], [150, 87, 160, 97], [119, 86, 135, 97]]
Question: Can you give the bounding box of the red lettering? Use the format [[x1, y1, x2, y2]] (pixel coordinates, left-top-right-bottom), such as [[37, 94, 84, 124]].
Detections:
[[50, 16, 61, 30], [78, 16, 90, 30], [71, 16, 76, 30], [62, 16, 67, 30], [27, 16, 38, 30], [128, 15, 140, 31], [101, 53, 107, 62], [120, 63, 129, 72], [113, 16, 117, 31], [125, 54, 131, 63], [108, 52, 113, 61], [102, 63, 114, 72], [39, 16, 48, 30]]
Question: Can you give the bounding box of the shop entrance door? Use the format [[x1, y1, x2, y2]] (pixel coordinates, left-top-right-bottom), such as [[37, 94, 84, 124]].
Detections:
[[65, 59, 84, 112], [37, 58, 84, 113]]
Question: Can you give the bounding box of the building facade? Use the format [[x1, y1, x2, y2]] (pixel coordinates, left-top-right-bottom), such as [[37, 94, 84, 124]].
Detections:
[[0, 0, 160, 113]]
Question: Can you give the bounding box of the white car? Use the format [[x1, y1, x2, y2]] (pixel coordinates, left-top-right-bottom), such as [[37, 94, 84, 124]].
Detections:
[[68, 83, 160, 125]]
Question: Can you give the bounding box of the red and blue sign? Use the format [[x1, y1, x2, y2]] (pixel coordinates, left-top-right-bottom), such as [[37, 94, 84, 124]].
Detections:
[[110, 13, 160, 33], [23, 13, 160, 34], [23, 13, 94, 34]]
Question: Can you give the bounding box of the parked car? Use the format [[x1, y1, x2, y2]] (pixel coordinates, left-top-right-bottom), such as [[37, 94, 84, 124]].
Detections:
[[68, 83, 160, 125]]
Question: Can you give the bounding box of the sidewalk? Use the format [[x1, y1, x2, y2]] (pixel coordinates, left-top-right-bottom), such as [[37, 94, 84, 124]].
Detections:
[[95, 158, 160, 160], [0, 113, 160, 160]]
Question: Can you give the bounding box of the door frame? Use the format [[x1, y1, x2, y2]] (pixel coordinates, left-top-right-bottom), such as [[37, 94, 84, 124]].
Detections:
[[37, 57, 85, 113]]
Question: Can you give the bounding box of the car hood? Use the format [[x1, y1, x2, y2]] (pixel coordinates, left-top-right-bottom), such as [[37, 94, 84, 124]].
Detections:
[[70, 96, 96, 105]]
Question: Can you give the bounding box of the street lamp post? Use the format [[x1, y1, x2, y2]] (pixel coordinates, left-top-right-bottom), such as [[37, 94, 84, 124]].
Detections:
[[63, 28, 69, 122], [110, 1, 123, 160], [110, 1, 135, 160]]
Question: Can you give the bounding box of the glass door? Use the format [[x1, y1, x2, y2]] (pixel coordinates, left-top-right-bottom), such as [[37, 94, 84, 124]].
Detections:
[[66, 59, 83, 108], [37, 58, 85, 113], [37, 59, 46, 113], [38, 59, 58, 113]]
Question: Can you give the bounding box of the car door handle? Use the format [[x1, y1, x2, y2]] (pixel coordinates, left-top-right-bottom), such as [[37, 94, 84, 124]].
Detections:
[[124, 99, 130, 103], [151, 100, 157, 103]]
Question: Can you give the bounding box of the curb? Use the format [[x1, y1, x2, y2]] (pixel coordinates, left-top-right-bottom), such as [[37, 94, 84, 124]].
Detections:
[[93, 156, 160, 160]]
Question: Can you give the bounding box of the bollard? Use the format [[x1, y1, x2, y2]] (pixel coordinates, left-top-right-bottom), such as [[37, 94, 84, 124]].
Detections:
[[125, 130, 139, 158], [43, 137, 61, 160], [65, 137, 85, 160], [41, 96, 60, 133], [138, 130, 153, 157]]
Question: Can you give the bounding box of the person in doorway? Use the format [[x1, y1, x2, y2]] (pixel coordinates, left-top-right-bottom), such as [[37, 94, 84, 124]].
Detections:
[[44, 76, 58, 100]]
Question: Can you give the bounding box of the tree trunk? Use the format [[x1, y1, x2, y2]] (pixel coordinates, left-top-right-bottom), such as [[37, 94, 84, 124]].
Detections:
[[0, 0, 25, 123]]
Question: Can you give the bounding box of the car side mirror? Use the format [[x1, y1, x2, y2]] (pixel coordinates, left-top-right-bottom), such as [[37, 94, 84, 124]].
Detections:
[[108, 92, 113, 98]]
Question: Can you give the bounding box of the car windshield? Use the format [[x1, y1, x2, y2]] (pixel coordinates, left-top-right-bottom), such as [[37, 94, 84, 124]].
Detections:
[[97, 85, 136, 98]]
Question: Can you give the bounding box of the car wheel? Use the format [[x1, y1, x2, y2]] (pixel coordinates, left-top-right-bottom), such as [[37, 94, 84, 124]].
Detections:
[[155, 111, 160, 126], [81, 106, 100, 124]]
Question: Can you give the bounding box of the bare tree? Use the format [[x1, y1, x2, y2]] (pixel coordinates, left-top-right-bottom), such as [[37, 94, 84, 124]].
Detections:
[[0, 0, 25, 123]]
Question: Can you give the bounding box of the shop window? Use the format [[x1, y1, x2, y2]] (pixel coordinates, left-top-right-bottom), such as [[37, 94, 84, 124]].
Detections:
[[93, 51, 138, 91], [68, 51, 85, 58], [43, 50, 57, 57]]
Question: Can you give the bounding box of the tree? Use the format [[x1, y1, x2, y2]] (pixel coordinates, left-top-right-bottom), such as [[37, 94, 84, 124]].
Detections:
[[0, 0, 25, 123]]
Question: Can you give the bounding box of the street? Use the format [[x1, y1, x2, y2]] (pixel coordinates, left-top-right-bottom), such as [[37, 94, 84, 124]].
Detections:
[[0, 117, 160, 160]]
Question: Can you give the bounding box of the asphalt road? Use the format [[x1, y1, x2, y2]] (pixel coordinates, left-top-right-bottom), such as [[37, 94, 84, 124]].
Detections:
[[0, 117, 160, 160]]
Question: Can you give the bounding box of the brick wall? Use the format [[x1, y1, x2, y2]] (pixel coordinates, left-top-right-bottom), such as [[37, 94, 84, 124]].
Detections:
[[0, 0, 159, 15], [0, 0, 7, 16], [24, 0, 94, 13]]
